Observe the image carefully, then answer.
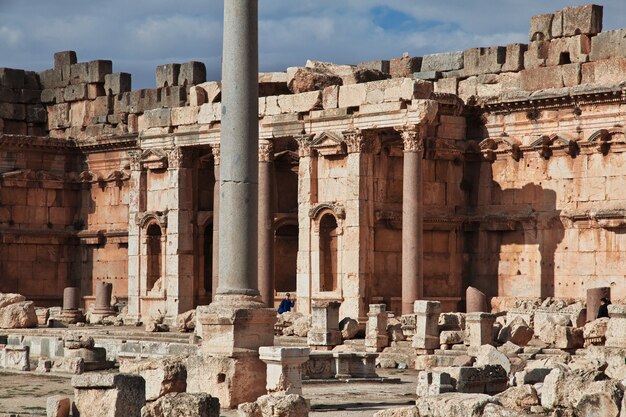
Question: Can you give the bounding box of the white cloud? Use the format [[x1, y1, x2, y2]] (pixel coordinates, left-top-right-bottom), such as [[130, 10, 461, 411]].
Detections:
[[0, 0, 624, 88]]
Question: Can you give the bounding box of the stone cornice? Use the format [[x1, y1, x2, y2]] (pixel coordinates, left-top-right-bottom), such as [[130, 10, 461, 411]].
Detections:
[[481, 85, 625, 114], [76, 134, 139, 153], [0, 135, 78, 152]]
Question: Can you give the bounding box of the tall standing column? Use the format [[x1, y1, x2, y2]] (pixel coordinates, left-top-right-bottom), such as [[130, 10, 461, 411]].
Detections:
[[400, 126, 425, 315], [258, 140, 275, 307], [218, 0, 260, 299], [211, 145, 220, 301]]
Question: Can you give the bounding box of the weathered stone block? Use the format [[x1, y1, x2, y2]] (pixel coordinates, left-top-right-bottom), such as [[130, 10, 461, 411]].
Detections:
[[46, 395, 71, 417], [524, 41, 549, 68], [307, 301, 341, 348], [72, 373, 145, 417], [546, 35, 591, 66], [589, 29, 626, 61], [529, 13, 554, 41], [465, 312, 497, 347], [519, 63, 581, 91], [40, 69, 66, 90], [119, 357, 186, 402], [142, 108, 171, 128], [26, 104, 46, 123], [160, 86, 186, 108], [0, 102, 26, 120], [389, 55, 422, 78], [70, 60, 112, 84], [357, 60, 390, 74], [463, 47, 506, 76], [54, 51, 77, 71], [412, 301, 441, 350], [104, 73, 131, 95], [421, 52, 464, 72], [259, 346, 309, 395], [562, 4, 602, 37], [171, 106, 199, 126], [0, 68, 25, 89], [413, 71, 441, 80], [2, 345, 30, 370], [582, 58, 626, 85], [141, 393, 219, 417], [502, 44, 527, 72], [63, 83, 88, 102], [156, 63, 181, 88], [178, 61, 206, 86]]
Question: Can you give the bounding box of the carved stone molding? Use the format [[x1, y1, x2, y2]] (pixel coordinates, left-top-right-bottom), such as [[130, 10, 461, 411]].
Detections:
[[310, 132, 346, 157], [396, 126, 425, 153], [309, 202, 346, 220], [211, 144, 221, 166], [343, 129, 372, 154], [258, 141, 274, 162], [295, 134, 313, 158], [135, 210, 169, 229]]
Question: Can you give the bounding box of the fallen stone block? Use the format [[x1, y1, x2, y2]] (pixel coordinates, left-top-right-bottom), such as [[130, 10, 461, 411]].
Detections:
[[339, 317, 359, 340], [373, 406, 419, 417], [46, 395, 71, 417], [0, 300, 37, 329], [72, 373, 145, 417], [474, 345, 511, 375], [440, 330, 463, 346], [416, 371, 454, 397], [238, 394, 309, 417], [119, 357, 186, 402], [514, 367, 552, 386], [497, 316, 534, 346], [1, 345, 29, 371], [141, 392, 219, 417], [288, 67, 343, 94], [415, 392, 495, 417]]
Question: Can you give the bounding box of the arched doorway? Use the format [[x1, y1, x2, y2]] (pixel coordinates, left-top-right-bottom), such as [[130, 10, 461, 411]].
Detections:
[[319, 214, 339, 292], [275, 224, 298, 293], [146, 223, 162, 291]]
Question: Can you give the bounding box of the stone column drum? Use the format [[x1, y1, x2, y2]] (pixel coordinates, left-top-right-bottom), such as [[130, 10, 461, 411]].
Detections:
[[60, 287, 83, 324], [307, 301, 342, 350], [412, 300, 441, 351], [466, 286, 488, 313], [93, 282, 115, 316], [586, 287, 610, 322], [465, 312, 497, 347], [258, 346, 310, 395], [365, 304, 389, 352], [400, 127, 425, 315]]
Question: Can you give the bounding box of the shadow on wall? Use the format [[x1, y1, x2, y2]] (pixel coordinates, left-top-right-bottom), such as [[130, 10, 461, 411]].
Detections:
[[463, 161, 565, 300]]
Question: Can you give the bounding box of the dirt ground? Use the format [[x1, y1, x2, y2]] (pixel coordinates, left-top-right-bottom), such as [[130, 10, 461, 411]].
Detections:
[[0, 369, 417, 417]]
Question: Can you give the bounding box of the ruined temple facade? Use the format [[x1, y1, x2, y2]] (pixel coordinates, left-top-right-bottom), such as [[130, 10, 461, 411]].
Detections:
[[0, 5, 625, 322]]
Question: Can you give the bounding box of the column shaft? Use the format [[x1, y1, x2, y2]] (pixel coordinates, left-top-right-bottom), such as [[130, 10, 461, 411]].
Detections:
[[218, 0, 259, 296], [258, 143, 275, 306], [401, 128, 424, 315], [211, 149, 220, 301]]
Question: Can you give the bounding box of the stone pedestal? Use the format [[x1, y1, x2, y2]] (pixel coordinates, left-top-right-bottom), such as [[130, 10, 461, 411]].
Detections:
[[465, 312, 497, 347], [605, 304, 626, 348], [412, 300, 441, 351], [72, 373, 145, 417], [307, 301, 342, 350], [192, 296, 276, 408], [587, 287, 610, 322], [365, 304, 389, 352], [258, 346, 310, 395], [466, 287, 488, 313], [60, 287, 83, 324]]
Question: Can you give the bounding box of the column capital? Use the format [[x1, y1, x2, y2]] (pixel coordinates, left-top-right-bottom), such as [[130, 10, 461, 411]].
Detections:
[[258, 140, 274, 162], [295, 134, 314, 158], [343, 129, 373, 154], [211, 144, 221, 166], [396, 125, 426, 153], [167, 147, 192, 169]]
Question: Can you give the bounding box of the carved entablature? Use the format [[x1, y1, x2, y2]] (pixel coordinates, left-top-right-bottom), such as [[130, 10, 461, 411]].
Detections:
[[375, 210, 402, 230], [529, 134, 579, 160], [258, 140, 274, 162], [310, 132, 346, 157], [479, 137, 521, 162], [562, 209, 626, 229], [295, 134, 313, 158], [586, 129, 626, 155], [135, 210, 169, 229], [103, 170, 131, 187], [0, 169, 65, 187]]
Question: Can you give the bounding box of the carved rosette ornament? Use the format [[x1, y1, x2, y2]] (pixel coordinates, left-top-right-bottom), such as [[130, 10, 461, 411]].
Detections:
[[343, 129, 371, 154], [398, 126, 425, 154], [211, 144, 220, 166], [295, 134, 313, 158], [258, 141, 274, 162]]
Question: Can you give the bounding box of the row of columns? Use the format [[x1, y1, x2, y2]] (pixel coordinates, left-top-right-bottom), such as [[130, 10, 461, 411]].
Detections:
[[207, 125, 426, 313], [209, 141, 275, 307]]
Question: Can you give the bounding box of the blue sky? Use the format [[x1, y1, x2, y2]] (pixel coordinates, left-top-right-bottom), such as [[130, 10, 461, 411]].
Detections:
[[1, 1, 624, 89]]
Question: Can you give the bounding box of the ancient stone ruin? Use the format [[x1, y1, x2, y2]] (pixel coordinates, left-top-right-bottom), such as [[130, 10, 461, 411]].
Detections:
[[0, 3, 625, 417]]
